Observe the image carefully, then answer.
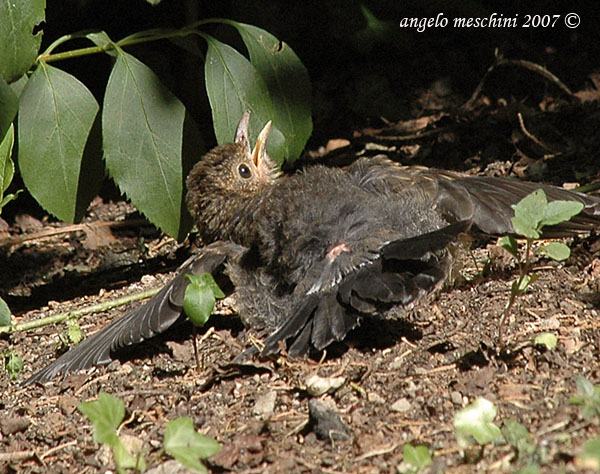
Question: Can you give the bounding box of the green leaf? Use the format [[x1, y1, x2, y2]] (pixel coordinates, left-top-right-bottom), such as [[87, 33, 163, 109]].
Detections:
[[0, 75, 18, 139], [402, 444, 433, 471], [540, 242, 571, 261], [533, 333, 558, 351], [578, 437, 600, 471], [184, 273, 224, 327], [18, 62, 100, 222], [1, 124, 15, 194], [498, 235, 518, 258], [204, 37, 284, 162], [0, 297, 11, 326], [111, 436, 141, 471], [541, 200, 584, 227], [198, 273, 226, 298], [103, 48, 189, 239], [85, 30, 115, 50], [0, 0, 45, 82], [231, 22, 312, 162], [5, 352, 23, 380], [502, 419, 536, 459], [67, 318, 83, 344], [78, 392, 126, 444], [454, 397, 503, 448], [9, 74, 29, 97], [512, 274, 537, 294], [511, 189, 547, 238], [164, 417, 221, 472], [570, 375, 600, 420], [78, 392, 141, 471]]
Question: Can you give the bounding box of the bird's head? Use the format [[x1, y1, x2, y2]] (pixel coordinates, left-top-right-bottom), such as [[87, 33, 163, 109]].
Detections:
[[186, 111, 280, 242]]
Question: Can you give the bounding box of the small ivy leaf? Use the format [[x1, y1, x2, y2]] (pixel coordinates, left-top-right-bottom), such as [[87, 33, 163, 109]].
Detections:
[[498, 235, 518, 258], [67, 318, 83, 344], [5, 352, 24, 380], [454, 397, 503, 448], [402, 444, 433, 471], [0, 297, 11, 326], [184, 273, 224, 327], [570, 376, 600, 420], [533, 333, 558, 351], [164, 417, 221, 472], [110, 435, 141, 471], [575, 375, 598, 398], [78, 392, 126, 445], [541, 200, 584, 228], [540, 242, 571, 261], [502, 419, 536, 459]]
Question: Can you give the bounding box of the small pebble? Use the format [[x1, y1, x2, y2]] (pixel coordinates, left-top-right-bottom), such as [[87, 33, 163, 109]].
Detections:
[[390, 397, 411, 412]]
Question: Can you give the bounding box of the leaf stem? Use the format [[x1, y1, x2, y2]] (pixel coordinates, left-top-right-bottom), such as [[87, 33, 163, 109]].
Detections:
[[36, 19, 233, 65]]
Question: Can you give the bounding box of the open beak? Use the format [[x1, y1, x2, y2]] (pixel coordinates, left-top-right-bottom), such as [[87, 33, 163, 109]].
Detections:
[[234, 111, 252, 156], [251, 120, 272, 168]]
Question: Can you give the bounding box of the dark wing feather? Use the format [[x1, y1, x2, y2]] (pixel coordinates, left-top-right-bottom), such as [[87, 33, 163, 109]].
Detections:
[[349, 156, 600, 236], [434, 174, 600, 235], [262, 221, 470, 357], [24, 241, 243, 385]]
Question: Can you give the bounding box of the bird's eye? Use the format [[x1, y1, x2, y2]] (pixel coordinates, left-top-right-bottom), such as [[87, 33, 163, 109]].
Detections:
[[238, 164, 252, 179]]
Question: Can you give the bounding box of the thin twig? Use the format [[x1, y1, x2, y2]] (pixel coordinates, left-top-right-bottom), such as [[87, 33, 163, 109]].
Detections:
[[517, 112, 558, 155], [0, 287, 159, 334], [463, 56, 573, 110], [0, 218, 149, 248]]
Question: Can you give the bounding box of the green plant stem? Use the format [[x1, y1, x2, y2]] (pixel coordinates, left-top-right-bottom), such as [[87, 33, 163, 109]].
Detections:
[[37, 18, 231, 65], [498, 238, 533, 350], [0, 288, 159, 335]]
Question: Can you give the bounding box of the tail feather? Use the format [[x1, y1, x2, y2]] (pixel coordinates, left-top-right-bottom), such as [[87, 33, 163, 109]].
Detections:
[[24, 242, 240, 385]]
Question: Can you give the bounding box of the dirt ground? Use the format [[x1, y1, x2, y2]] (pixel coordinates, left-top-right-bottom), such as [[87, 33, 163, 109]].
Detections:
[[2, 57, 600, 473], [1, 146, 600, 473]]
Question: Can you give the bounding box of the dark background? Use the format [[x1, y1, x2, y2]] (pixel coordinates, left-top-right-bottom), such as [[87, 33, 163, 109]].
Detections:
[[41, 0, 600, 148]]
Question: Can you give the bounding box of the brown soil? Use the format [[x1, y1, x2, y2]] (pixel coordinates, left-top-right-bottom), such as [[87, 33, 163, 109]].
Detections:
[[2, 77, 600, 474]]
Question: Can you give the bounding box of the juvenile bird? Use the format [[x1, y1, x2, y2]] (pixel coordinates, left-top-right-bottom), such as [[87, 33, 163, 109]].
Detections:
[[25, 112, 600, 384]]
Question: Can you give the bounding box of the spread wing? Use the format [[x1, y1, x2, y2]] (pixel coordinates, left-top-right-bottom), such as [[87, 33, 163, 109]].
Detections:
[[24, 241, 245, 385], [261, 220, 471, 357], [349, 155, 600, 235]]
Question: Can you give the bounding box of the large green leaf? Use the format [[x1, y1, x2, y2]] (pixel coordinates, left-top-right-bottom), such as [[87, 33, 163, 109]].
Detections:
[[0, 75, 18, 139], [204, 37, 285, 162], [18, 62, 100, 222], [0, 0, 45, 82], [103, 48, 188, 238], [231, 22, 312, 162]]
